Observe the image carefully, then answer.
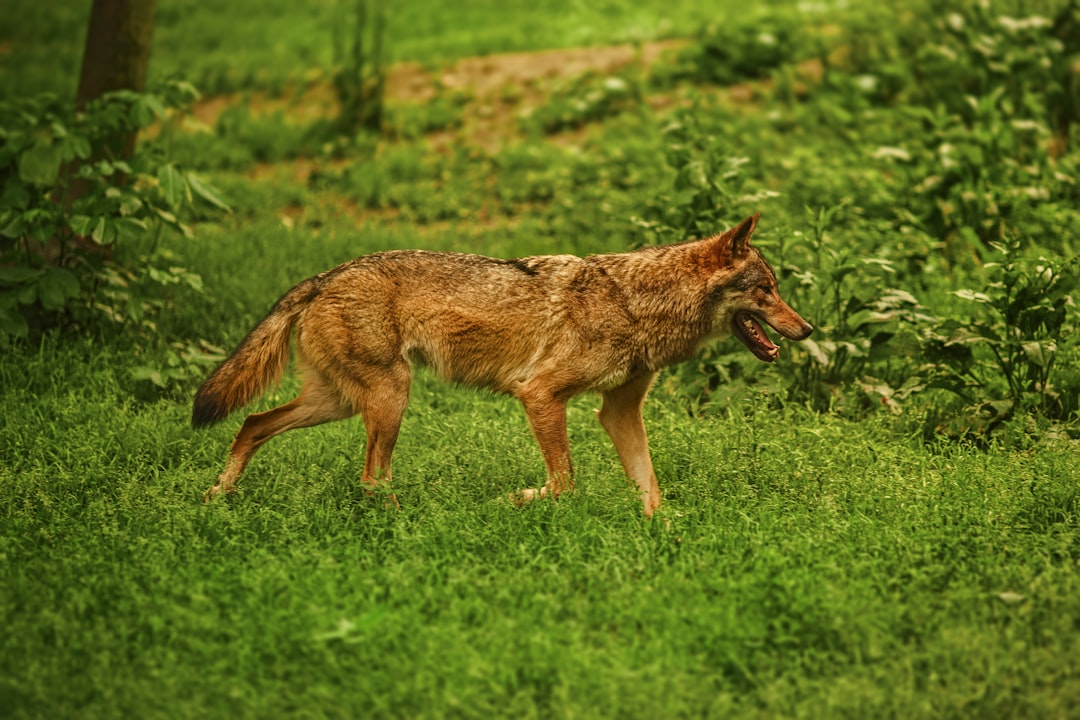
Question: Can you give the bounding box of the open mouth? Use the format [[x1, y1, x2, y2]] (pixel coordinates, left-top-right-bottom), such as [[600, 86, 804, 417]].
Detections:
[[732, 310, 781, 363]]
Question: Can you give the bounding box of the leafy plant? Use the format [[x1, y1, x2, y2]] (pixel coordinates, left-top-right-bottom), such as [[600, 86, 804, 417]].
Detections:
[[654, 6, 817, 88], [633, 108, 778, 246], [915, 238, 1079, 431], [331, 0, 387, 135], [130, 338, 227, 394], [0, 81, 230, 345], [525, 72, 642, 134]]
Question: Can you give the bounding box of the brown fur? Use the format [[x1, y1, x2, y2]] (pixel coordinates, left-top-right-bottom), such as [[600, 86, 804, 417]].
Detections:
[[193, 214, 812, 516]]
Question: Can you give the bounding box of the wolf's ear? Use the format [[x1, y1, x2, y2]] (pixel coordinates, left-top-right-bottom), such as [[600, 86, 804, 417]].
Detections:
[[713, 213, 759, 266], [729, 213, 759, 258]]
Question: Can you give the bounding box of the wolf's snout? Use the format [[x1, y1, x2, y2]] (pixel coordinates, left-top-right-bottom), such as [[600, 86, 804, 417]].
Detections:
[[774, 314, 813, 341]]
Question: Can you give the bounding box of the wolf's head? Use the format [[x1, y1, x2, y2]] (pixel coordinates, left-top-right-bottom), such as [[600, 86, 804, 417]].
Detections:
[[704, 214, 813, 362]]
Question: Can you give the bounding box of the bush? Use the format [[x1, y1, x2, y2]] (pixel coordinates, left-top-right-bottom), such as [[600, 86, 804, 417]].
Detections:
[[0, 81, 229, 348]]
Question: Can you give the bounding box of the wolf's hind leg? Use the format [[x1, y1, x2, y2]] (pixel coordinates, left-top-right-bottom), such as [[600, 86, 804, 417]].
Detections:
[[598, 372, 661, 517], [352, 364, 411, 506], [203, 369, 353, 501], [512, 387, 573, 506]]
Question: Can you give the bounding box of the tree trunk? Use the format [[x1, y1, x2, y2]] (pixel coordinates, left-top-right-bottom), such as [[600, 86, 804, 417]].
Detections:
[[75, 0, 157, 161], [58, 0, 155, 261]]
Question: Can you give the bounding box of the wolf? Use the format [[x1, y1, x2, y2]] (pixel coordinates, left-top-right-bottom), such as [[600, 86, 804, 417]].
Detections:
[[192, 213, 812, 516]]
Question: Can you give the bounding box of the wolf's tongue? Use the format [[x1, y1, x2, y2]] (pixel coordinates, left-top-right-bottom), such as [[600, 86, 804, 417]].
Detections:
[[734, 311, 780, 362], [744, 315, 777, 350]]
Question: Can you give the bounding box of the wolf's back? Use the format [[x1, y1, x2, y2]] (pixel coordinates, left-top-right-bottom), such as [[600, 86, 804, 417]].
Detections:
[[192, 276, 323, 428]]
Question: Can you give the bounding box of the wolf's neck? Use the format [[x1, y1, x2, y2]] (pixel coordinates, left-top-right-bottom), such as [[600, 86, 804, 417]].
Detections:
[[610, 248, 715, 368]]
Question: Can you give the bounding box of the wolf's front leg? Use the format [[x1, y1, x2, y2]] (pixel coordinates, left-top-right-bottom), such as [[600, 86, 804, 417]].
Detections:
[[512, 388, 574, 506], [598, 372, 661, 517]]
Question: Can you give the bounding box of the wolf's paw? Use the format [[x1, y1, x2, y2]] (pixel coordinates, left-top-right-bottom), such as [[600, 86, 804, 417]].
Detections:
[[202, 483, 234, 503], [508, 487, 547, 507]]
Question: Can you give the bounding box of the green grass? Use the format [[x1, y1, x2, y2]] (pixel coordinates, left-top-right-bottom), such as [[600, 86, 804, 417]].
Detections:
[[1, 0, 756, 97], [3, 0, 1080, 716], [2, 207, 1079, 716], [3, 332, 1079, 718]]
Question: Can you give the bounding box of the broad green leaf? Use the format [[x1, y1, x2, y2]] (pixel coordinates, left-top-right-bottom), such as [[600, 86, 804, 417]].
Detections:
[[126, 297, 144, 322], [115, 217, 148, 242], [0, 266, 44, 284], [91, 216, 108, 244], [0, 212, 27, 239], [945, 325, 999, 345], [18, 139, 62, 187], [801, 337, 830, 365], [153, 207, 179, 225], [61, 133, 92, 161], [37, 267, 82, 310], [953, 289, 991, 303], [119, 192, 144, 216], [1021, 340, 1055, 367], [130, 366, 166, 388], [68, 214, 96, 237], [129, 96, 163, 128], [157, 164, 186, 210], [0, 306, 29, 339], [187, 173, 231, 212], [0, 179, 31, 211]]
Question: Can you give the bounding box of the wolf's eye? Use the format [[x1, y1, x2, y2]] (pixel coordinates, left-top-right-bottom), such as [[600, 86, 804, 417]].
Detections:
[[759, 285, 773, 295]]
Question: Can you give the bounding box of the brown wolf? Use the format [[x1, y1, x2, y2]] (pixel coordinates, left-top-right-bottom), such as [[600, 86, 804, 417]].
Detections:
[[193, 213, 811, 516]]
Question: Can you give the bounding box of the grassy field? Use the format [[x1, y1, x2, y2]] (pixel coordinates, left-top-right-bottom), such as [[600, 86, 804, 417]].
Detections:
[[2, 0, 1080, 717], [0, 0, 752, 97], [4, 339, 1078, 717]]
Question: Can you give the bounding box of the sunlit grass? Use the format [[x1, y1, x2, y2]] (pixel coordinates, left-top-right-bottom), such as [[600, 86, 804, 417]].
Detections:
[[3, 333, 1078, 716], [2, 0, 1080, 716]]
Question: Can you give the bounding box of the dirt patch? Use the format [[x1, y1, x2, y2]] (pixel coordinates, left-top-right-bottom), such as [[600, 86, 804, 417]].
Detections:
[[426, 41, 684, 99], [189, 40, 686, 134], [194, 41, 824, 229]]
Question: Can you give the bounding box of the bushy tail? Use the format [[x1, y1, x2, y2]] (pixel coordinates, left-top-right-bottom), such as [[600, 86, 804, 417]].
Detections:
[[192, 277, 322, 428]]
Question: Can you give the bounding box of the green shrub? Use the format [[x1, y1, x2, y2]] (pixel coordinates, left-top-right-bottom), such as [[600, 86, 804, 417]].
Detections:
[[0, 82, 229, 348]]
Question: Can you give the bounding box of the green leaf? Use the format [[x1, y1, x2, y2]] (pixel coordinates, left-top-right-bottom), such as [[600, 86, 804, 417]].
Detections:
[[18, 138, 62, 187], [129, 95, 165, 129], [0, 306, 29, 339], [69, 214, 96, 237], [152, 206, 180, 225], [157, 164, 187, 210], [1021, 340, 1055, 367], [130, 366, 166, 388], [953, 289, 991, 303], [37, 267, 82, 310], [115, 217, 148, 242], [801, 337, 831, 365], [118, 191, 144, 216], [186, 173, 231, 212], [91, 216, 108, 244], [0, 212, 27, 239], [0, 266, 44, 285], [0, 179, 32, 211], [945, 325, 999, 345], [62, 133, 92, 161]]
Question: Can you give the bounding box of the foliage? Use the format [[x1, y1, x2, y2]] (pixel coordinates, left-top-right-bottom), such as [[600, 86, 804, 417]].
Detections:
[[638, 0, 1080, 435], [331, 0, 387, 135], [652, 3, 820, 87], [525, 72, 643, 134], [2, 1, 1080, 718], [0, 82, 229, 351], [916, 239, 1079, 430]]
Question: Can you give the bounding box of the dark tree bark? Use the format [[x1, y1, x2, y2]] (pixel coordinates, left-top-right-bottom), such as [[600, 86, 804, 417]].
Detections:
[[75, 0, 157, 161], [54, 0, 155, 261]]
